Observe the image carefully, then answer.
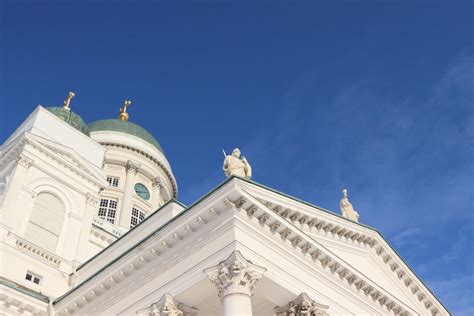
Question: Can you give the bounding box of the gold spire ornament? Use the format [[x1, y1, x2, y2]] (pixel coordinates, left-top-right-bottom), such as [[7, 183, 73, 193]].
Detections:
[[119, 100, 132, 121], [63, 91, 75, 110]]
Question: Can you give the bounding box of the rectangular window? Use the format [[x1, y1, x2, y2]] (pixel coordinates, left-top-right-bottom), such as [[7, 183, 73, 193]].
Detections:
[[25, 271, 42, 285], [106, 176, 119, 187], [98, 198, 118, 224], [130, 206, 146, 228]]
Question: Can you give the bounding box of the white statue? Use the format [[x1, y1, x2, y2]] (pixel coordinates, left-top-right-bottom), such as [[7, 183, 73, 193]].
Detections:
[[340, 189, 359, 222], [223, 148, 252, 178]]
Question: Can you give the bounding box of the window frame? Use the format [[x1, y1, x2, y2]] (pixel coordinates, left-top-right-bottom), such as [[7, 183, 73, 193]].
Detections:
[[98, 198, 118, 224], [25, 271, 42, 285], [106, 176, 120, 187], [130, 206, 146, 228]]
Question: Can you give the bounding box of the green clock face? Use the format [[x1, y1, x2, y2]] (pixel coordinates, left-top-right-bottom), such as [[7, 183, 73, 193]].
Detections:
[[134, 183, 150, 200]]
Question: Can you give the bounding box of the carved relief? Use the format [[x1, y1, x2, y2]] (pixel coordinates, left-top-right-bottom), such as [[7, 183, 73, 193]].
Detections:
[[126, 160, 140, 174], [152, 177, 163, 189], [275, 293, 329, 316], [16, 154, 34, 169], [136, 293, 198, 316], [204, 250, 266, 298]]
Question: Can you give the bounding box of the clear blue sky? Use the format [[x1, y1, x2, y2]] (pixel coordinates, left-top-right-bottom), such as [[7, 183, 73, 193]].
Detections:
[[1, 1, 472, 314]]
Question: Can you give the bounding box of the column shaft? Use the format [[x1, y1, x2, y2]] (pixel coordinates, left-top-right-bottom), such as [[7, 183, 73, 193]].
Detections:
[[221, 293, 252, 316], [118, 161, 139, 228]]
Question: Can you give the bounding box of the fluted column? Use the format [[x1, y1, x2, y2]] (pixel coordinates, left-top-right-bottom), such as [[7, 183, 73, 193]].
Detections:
[[118, 160, 140, 228], [151, 177, 163, 210], [204, 250, 266, 316]]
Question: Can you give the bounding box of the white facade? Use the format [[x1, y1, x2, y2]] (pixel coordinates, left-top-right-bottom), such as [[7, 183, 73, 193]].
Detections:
[[0, 106, 449, 315]]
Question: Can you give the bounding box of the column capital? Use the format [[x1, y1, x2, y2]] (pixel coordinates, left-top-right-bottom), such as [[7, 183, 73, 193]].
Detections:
[[136, 293, 198, 316], [204, 250, 266, 299], [16, 154, 34, 169], [126, 160, 140, 174], [152, 177, 163, 189], [274, 293, 329, 316]]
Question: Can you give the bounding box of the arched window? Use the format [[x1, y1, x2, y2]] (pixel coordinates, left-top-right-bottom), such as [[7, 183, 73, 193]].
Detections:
[[24, 192, 65, 252]]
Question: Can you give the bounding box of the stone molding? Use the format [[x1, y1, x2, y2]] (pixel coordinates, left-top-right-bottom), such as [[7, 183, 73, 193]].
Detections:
[[15, 235, 63, 268], [54, 195, 225, 314], [228, 193, 414, 316], [3, 135, 106, 189], [100, 142, 178, 198], [274, 293, 329, 316], [152, 177, 163, 189], [135, 293, 198, 316], [53, 180, 443, 315], [16, 153, 34, 169], [254, 195, 441, 315], [204, 250, 266, 298], [0, 282, 48, 316]]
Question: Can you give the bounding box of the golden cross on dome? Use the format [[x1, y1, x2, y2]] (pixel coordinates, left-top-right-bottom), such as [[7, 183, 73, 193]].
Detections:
[[63, 91, 75, 110], [119, 100, 132, 121]]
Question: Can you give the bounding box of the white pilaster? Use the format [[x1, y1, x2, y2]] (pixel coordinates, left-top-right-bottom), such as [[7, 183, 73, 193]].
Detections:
[[0, 154, 34, 232], [204, 250, 266, 316], [118, 160, 140, 228], [151, 177, 163, 210]]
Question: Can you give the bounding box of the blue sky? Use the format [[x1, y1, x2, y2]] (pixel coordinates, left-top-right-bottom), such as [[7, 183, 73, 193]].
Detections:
[[1, 1, 472, 314]]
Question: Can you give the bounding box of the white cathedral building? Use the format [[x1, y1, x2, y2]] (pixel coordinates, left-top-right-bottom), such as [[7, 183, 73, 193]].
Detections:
[[0, 94, 449, 315]]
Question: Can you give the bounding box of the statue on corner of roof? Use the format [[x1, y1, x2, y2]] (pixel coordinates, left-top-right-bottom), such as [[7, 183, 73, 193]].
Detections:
[[340, 189, 360, 222], [222, 148, 252, 179]]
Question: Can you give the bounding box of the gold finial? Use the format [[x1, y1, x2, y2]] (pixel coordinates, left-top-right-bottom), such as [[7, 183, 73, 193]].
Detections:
[[119, 100, 132, 121], [63, 91, 75, 110]]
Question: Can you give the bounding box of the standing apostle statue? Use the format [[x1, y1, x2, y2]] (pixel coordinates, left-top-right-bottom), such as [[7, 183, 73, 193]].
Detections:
[[223, 148, 252, 179], [340, 189, 360, 222]]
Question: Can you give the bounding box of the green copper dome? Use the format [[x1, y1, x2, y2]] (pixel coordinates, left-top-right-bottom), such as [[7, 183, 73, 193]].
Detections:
[[88, 119, 164, 154], [46, 107, 90, 136]]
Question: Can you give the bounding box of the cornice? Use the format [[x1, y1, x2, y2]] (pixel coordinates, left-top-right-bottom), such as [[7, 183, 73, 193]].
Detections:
[[1, 135, 107, 190], [247, 191, 446, 316], [0, 277, 48, 315], [51, 177, 447, 315], [228, 192, 415, 316], [53, 196, 226, 313], [24, 136, 107, 189]]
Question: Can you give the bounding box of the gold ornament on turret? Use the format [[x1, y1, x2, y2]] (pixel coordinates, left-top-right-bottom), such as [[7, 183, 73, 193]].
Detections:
[[63, 91, 75, 110], [119, 100, 132, 121]]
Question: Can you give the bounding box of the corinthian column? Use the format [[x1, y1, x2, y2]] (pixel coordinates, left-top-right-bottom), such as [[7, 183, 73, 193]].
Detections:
[[204, 250, 266, 316], [118, 160, 140, 228]]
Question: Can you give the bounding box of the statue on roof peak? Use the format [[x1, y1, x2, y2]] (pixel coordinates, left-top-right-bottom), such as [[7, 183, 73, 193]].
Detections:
[[340, 189, 360, 222], [223, 148, 252, 179]]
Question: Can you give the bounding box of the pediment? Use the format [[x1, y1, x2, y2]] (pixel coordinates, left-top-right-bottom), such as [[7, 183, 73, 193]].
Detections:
[[236, 178, 448, 316], [24, 133, 107, 187], [53, 177, 448, 316]]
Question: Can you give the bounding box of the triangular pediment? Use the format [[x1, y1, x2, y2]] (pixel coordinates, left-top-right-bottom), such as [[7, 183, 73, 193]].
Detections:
[[24, 133, 107, 187], [235, 178, 448, 316]]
